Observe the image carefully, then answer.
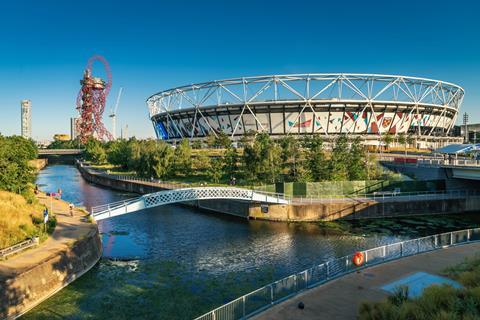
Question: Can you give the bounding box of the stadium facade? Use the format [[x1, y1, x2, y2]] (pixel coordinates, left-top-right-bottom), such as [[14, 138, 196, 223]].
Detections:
[[147, 74, 464, 148]]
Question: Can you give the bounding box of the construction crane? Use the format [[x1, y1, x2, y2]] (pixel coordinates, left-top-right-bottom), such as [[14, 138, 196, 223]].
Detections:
[[109, 87, 123, 140]]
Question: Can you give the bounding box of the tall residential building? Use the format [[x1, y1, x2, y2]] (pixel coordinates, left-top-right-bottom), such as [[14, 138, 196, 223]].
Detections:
[[20, 100, 32, 139], [70, 117, 80, 140]]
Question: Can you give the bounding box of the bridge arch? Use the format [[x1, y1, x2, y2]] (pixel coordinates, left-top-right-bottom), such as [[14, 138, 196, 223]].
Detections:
[[91, 187, 289, 221]]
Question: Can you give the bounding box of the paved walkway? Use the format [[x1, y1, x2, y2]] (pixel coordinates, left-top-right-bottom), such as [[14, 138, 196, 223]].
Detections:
[[253, 242, 480, 320], [0, 193, 96, 279]]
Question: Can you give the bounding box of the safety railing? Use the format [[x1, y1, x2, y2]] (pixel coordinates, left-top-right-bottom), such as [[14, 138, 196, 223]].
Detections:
[[90, 196, 144, 216], [90, 187, 290, 220], [194, 228, 480, 320], [379, 155, 480, 167], [293, 189, 480, 204], [0, 237, 39, 259]]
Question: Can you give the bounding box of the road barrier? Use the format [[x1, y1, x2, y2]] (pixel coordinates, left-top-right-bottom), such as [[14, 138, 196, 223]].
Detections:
[[194, 228, 480, 320]]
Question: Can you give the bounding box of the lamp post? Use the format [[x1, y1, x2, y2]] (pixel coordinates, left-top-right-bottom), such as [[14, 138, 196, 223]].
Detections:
[[463, 113, 469, 143]]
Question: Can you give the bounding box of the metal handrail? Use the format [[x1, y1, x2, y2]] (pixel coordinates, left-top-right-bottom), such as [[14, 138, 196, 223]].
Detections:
[[194, 228, 480, 320], [0, 238, 39, 259], [90, 187, 290, 219], [293, 189, 480, 204]]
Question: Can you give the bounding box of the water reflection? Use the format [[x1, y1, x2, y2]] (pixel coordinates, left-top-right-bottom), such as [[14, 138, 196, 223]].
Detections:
[[26, 164, 480, 319]]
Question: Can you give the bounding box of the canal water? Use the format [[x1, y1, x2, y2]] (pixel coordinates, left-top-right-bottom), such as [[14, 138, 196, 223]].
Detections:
[[23, 164, 480, 319]]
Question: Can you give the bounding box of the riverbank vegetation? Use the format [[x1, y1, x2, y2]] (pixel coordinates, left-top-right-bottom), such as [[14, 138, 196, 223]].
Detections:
[[0, 191, 53, 248], [85, 133, 389, 186], [0, 135, 53, 249], [359, 254, 480, 319]]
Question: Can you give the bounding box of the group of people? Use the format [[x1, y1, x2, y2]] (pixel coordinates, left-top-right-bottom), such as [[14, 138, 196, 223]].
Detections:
[[34, 185, 75, 217]]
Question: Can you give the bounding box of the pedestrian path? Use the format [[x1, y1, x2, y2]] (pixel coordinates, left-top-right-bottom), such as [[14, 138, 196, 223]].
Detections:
[[252, 242, 480, 320], [0, 193, 96, 279]]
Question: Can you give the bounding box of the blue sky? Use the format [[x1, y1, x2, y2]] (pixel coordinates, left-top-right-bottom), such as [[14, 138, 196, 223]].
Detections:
[[0, 0, 479, 140]]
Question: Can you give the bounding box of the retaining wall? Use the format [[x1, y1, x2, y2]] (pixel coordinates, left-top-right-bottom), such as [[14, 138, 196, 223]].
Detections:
[[250, 196, 480, 221], [0, 227, 102, 319]]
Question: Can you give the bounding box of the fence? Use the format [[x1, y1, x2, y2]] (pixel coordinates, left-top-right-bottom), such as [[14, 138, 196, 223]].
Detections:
[[379, 154, 480, 167], [0, 237, 39, 259], [293, 189, 480, 204], [194, 228, 480, 320]]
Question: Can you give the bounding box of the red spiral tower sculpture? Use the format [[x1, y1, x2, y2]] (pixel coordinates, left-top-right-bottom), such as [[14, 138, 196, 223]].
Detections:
[[76, 55, 113, 143]]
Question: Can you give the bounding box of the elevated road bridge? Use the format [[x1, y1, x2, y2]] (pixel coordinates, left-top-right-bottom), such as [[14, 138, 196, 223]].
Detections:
[[383, 156, 480, 181], [38, 149, 83, 156], [91, 187, 290, 221]]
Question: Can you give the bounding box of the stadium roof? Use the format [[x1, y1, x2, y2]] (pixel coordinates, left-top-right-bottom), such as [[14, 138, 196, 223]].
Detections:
[[435, 144, 480, 154]]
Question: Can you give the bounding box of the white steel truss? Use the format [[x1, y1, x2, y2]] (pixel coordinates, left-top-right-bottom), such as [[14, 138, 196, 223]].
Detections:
[[147, 74, 464, 139]]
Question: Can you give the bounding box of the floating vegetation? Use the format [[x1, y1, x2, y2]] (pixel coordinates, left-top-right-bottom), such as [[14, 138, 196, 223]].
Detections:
[[108, 230, 129, 236]]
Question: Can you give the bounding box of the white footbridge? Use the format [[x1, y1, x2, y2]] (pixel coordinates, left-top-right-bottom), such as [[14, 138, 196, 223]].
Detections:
[[90, 187, 290, 221]]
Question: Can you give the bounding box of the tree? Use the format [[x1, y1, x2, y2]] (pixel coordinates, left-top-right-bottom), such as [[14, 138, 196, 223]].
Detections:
[[242, 133, 281, 183], [205, 134, 217, 148], [329, 135, 350, 181], [47, 139, 81, 149], [224, 146, 239, 178], [126, 138, 141, 171], [130, 140, 173, 179], [406, 133, 416, 152], [214, 132, 231, 149], [304, 135, 328, 181], [106, 139, 130, 168], [279, 136, 303, 181], [84, 138, 106, 164], [397, 132, 407, 156], [382, 132, 393, 151], [193, 150, 210, 171], [207, 157, 223, 183], [0, 135, 37, 194], [192, 140, 202, 149], [172, 139, 192, 176], [239, 130, 255, 147], [348, 137, 367, 180]]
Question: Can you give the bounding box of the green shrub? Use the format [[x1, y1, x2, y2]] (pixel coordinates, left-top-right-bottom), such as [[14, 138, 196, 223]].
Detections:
[[360, 254, 480, 320], [388, 286, 409, 306], [458, 271, 480, 288]]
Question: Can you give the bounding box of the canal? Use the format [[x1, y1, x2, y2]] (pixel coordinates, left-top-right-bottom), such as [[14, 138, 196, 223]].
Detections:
[[23, 164, 480, 319]]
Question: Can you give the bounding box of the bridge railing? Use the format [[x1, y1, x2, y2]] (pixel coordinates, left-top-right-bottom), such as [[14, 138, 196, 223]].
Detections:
[[250, 190, 291, 203], [194, 227, 480, 320], [90, 187, 290, 218], [380, 155, 480, 167], [91, 196, 143, 217]]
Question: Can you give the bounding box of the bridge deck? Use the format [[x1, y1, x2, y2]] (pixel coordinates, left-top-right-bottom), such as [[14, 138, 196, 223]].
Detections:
[[91, 187, 289, 221]]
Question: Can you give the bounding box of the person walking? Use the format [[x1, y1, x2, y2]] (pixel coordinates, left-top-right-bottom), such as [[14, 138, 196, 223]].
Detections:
[[69, 203, 74, 217]]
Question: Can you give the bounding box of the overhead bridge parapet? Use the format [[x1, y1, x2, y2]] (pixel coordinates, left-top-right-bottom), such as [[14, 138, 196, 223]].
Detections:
[[91, 187, 289, 221]]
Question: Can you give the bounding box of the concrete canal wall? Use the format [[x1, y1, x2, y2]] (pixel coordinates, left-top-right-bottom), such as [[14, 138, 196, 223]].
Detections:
[[249, 196, 480, 221], [0, 195, 102, 319]]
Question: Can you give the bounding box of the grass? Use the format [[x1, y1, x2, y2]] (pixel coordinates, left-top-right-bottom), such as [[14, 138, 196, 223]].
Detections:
[[0, 190, 54, 249], [359, 254, 480, 320]]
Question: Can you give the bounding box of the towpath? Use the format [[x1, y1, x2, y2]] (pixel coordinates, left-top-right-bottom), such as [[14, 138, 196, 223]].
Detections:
[[253, 242, 480, 320], [0, 193, 96, 279]]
